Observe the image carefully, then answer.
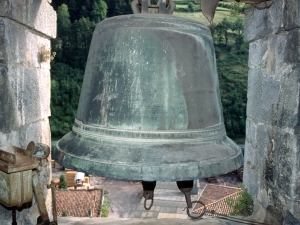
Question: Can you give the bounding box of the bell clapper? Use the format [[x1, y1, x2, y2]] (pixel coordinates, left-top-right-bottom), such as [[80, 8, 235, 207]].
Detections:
[[177, 180, 205, 219], [142, 181, 156, 210]]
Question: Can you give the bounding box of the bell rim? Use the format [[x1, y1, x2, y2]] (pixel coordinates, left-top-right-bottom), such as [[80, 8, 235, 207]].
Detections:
[[53, 130, 243, 181]]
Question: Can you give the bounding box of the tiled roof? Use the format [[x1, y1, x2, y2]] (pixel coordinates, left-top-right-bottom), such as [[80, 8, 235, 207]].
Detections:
[[193, 184, 241, 216], [55, 188, 103, 217]]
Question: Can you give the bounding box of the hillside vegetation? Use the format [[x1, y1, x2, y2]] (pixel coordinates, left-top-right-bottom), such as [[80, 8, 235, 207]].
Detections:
[[50, 0, 248, 143]]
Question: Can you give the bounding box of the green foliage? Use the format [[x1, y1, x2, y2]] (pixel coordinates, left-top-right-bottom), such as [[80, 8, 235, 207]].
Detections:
[[230, 3, 251, 16], [52, 4, 97, 70], [50, 2, 107, 137], [217, 2, 250, 15], [50, 62, 84, 138], [101, 199, 110, 217], [188, 2, 194, 12], [209, 18, 248, 139], [70, 17, 96, 69], [62, 210, 68, 217], [59, 175, 68, 189], [225, 184, 254, 216], [175, 2, 201, 12], [104, 0, 132, 17], [91, 0, 108, 23]]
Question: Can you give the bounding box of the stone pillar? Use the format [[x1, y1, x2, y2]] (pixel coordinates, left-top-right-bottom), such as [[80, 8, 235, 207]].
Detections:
[[244, 0, 300, 224], [0, 0, 56, 224]]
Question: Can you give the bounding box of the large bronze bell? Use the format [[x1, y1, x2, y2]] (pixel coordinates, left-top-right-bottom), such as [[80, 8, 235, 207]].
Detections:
[[53, 0, 243, 215]]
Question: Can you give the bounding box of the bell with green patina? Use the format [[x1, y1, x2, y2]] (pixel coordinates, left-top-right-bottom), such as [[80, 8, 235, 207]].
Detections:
[[53, 0, 243, 183]]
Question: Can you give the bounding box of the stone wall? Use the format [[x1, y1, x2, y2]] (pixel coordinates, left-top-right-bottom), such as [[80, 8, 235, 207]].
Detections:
[[244, 0, 300, 224], [0, 0, 56, 224]]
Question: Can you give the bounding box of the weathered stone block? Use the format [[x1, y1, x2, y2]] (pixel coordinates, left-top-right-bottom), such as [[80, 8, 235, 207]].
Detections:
[[243, 163, 260, 198], [2, 66, 51, 129], [276, 67, 300, 128], [248, 39, 268, 69], [247, 68, 280, 123], [265, 205, 284, 225], [0, 0, 56, 38], [245, 119, 269, 171], [244, 0, 283, 42], [253, 123, 269, 168], [262, 126, 297, 198], [0, 62, 20, 133], [284, 29, 300, 65], [266, 34, 289, 77], [244, 139, 255, 166], [0, 130, 21, 148], [247, 63, 299, 129], [284, 0, 300, 31], [0, 18, 51, 70], [245, 117, 255, 143], [0, 18, 51, 133], [294, 135, 300, 200], [290, 202, 300, 221], [0, 118, 50, 149], [24, 118, 51, 145], [245, 123, 300, 214]]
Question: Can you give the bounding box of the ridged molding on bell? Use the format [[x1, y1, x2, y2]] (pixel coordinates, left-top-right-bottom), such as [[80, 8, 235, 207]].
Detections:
[[53, 14, 243, 181]]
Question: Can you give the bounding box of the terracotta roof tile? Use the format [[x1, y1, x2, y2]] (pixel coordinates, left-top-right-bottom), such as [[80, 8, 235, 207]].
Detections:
[[55, 189, 103, 217], [194, 184, 241, 216]]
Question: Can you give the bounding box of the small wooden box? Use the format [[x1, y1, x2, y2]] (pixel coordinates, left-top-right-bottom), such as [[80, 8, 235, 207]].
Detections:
[[0, 145, 39, 207]]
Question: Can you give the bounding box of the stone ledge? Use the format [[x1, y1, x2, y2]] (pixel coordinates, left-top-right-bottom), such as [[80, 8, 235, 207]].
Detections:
[[0, 118, 50, 149], [0, 0, 56, 38]]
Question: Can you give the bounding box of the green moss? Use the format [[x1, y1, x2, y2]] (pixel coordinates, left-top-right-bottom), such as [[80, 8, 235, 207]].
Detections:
[[101, 199, 110, 217], [225, 184, 254, 216]]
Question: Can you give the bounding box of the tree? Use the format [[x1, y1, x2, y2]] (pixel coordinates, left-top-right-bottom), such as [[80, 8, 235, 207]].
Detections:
[[91, 0, 108, 23], [231, 19, 244, 36], [56, 4, 71, 32], [231, 19, 244, 50], [70, 17, 96, 69], [220, 18, 231, 46], [59, 175, 68, 189], [188, 2, 194, 12], [51, 4, 71, 63], [50, 0, 108, 137], [50, 62, 84, 137], [68, 0, 80, 21], [104, 0, 132, 17]]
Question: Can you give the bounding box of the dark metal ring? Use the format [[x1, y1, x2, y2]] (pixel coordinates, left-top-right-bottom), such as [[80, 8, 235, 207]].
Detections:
[[186, 201, 206, 219], [144, 198, 154, 210]]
